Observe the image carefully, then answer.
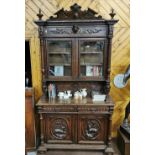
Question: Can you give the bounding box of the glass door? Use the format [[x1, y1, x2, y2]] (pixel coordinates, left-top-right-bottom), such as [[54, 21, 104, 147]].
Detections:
[[47, 40, 72, 77], [79, 40, 105, 79]]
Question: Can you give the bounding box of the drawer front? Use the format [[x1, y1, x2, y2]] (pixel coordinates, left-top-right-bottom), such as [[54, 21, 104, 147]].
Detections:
[[45, 114, 75, 144], [38, 105, 76, 113], [78, 115, 108, 144], [77, 105, 110, 113], [43, 26, 107, 37]]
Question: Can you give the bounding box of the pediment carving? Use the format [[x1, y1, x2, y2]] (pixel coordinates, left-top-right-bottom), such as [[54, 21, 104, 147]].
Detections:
[[47, 3, 103, 20]]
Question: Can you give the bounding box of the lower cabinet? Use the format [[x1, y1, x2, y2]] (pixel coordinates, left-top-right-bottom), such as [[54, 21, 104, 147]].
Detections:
[[36, 97, 114, 154], [43, 114, 109, 145]]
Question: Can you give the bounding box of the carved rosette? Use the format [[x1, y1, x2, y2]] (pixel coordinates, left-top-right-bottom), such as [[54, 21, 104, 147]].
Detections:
[[50, 118, 68, 140], [83, 119, 100, 140]]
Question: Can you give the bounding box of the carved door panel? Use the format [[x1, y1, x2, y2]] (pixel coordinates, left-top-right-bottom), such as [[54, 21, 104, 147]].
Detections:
[[78, 115, 108, 144], [45, 114, 75, 144]]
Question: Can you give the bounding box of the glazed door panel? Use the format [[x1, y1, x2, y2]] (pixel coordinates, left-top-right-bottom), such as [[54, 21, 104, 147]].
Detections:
[[45, 114, 75, 144], [77, 115, 109, 144]]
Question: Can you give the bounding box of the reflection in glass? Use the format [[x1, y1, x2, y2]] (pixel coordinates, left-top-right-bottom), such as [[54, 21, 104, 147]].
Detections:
[[47, 41, 71, 76], [80, 41, 104, 77]]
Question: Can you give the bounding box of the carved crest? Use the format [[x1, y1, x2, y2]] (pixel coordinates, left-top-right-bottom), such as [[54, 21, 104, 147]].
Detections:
[[47, 3, 103, 20]]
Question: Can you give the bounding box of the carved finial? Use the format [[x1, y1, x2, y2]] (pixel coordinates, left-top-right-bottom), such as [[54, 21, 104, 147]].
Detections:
[[71, 3, 81, 18], [37, 8, 43, 20], [109, 8, 116, 19]]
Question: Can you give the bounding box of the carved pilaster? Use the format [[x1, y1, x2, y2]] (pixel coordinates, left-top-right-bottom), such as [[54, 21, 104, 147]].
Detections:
[[108, 115, 112, 147], [39, 38, 46, 95], [40, 113, 44, 145], [38, 113, 47, 154], [105, 115, 114, 155], [105, 25, 114, 94], [39, 26, 44, 37]]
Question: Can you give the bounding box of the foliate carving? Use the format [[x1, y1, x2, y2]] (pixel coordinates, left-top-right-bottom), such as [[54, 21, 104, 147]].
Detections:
[[39, 26, 44, 36], [48, 27, 103, 35], [78, 106, 109, 112], [108, 25, 114, 38], [80, 28, 102, 34], [41, 106, 76, 112], [37, 105, 111, 113], [47, 3, 103, 20], [84, 119, 100, 139], [49, 28, 71, 34], [51, 118, 68, 140]]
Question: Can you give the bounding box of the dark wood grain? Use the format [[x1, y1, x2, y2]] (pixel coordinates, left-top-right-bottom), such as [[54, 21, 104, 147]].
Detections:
[[25, 88, 36, 152], [34, 3, 118, 155]]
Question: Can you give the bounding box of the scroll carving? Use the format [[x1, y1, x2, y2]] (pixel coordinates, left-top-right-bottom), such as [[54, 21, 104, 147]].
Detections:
[[47, 3, 103, 20], [48, 28, 103, 35]]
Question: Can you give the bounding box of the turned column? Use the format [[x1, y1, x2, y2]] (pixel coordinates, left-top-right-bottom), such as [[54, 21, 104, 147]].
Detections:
[[105, 24, 114, 94]]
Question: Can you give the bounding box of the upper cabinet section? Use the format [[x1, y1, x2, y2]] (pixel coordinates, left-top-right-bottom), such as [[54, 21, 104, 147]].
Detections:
[[35, 3, 118, 90], [35, 3, 118, 38]]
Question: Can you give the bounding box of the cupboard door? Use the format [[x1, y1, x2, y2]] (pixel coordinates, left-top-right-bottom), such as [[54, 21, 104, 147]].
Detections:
[[79, 39, 106, 80], [45, 114, 75, 144], [78, 115, 108, 144], [46, 40, 72, 78]]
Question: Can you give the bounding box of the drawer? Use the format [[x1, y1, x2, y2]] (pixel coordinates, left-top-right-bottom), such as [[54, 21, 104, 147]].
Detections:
[[38, 105, 76, 113], [43, 25, 107, 37], [77, 106, 110, 113]]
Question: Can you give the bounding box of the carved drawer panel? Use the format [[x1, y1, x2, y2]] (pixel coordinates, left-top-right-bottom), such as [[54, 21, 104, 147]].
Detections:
[[45, 114, 75, 144], [77, 106, 110, 113], [38, 105, 76, 113], [78, 115, 108, 144], [43, 26, 107, 37]]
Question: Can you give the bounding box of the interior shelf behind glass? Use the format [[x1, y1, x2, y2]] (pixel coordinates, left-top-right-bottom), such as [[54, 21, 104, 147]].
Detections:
[[47, 40, 72, 76], [80, 40, 104, 77]]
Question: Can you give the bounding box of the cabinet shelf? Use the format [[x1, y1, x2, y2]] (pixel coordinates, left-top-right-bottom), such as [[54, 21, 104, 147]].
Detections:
[[49, 63, 71, 66], [45, 77, 104, 82], [48, 52, 71, 54], [80, 63, 103, 66], [80, 52, 102, 54]]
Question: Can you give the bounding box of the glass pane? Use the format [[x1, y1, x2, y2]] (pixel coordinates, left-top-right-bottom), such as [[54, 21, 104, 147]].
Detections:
[[47, 41, 71, 76], [80, 41, 104, 77]]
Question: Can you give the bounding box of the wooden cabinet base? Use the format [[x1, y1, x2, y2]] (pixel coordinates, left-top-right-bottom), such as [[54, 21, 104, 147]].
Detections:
[[37, 144, 114, 155], [117, 129, 130, 155]]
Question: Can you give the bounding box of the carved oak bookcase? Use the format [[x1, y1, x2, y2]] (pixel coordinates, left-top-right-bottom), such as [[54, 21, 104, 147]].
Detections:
[[35, 3, 118, 155]]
